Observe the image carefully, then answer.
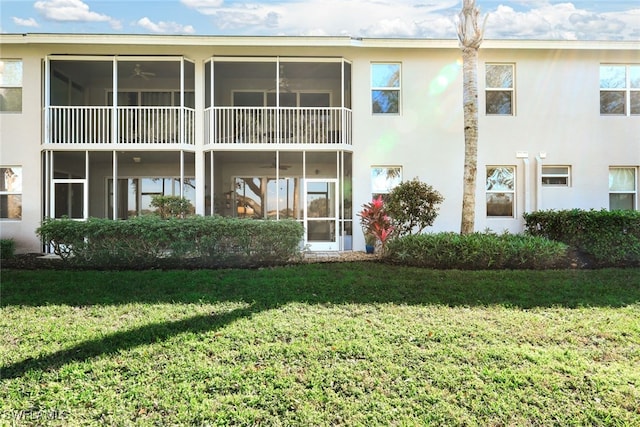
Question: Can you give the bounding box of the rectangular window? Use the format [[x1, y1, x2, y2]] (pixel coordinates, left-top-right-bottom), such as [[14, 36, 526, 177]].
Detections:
[[485, 63, 514, 115], [371, 63, 400, 114], [541, 166, 570, 186], [0, 167, 22, 219], [0, 59, 22, 112], [486, 166, 515, 217], [609, 167, 637, 211], [371, 166, 402, 197], [600, 65, 640, 115]]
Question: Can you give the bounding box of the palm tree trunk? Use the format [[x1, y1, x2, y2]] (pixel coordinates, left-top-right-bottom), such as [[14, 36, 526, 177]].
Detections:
[[457, 0, 485, 235], [461, 46, 478, 235]]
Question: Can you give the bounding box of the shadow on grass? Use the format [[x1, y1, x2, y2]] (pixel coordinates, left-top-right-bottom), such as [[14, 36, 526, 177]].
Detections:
[[1, 305, 263, 380], [2, 263, 639, 379]]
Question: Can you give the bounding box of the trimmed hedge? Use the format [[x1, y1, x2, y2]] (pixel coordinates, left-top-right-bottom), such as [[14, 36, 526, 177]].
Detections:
[[524, 209, 640, 267], [1, 238, 15, 260], [37, 216, 304, 269], [384, 232, 569, 270]]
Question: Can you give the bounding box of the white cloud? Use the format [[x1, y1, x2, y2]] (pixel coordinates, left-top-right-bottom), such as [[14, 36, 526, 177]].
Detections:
[[12, 17, 40, 28], [484, 2, 638, 40], [136, 17, 196, 34], [34, 0, 121, 29], [181, 0, 224, 9]]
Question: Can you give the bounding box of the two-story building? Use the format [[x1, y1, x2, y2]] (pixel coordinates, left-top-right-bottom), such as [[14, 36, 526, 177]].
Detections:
[[1, 34, 638, 254]]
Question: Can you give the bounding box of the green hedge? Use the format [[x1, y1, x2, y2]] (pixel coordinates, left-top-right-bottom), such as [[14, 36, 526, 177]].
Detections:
[[37, 216, 304, 269], [384, 232, 568, 270], [524, 209, 640, 267], [1, 239, 15, 260]]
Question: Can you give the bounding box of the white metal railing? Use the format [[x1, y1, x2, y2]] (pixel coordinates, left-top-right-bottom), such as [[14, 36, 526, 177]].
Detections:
[[47, 106, 195, 145], [206, 107, 352, 145]]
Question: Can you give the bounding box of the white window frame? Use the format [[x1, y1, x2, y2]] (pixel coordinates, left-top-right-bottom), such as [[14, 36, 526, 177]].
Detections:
[[0, 166, 22, 220], [485, 63, 515, 116], [609, 167, 637, 211], [486, 166, 516, 218], [0, 59, 23, 113], [371, 63, 401, 114], [600, 64, 640, 116], [371, 166, 402, 196], [541, 166, 571, 187]]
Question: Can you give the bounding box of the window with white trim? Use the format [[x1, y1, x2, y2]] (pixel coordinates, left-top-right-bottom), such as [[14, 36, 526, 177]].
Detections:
[[600, 65, 640, 115], [371, 63, 400, 114], [609, 167, 637, 211], [485, 63, 514, 115], [0, 167, 22, 219], [0, 59, 22, 112], [486, 166, 515, 217], [541, 166, 570, 187], [371, 166, 402, 199]]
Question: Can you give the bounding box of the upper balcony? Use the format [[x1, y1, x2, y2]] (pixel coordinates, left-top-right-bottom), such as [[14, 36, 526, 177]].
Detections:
[[204, 58, 352, 147], [44, 57, 196, 147], [44, 56, 352, 148]]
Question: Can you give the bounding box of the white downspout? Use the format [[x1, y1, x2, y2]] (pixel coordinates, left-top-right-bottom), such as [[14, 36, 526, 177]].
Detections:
[[535, 154, 545, 211], [516, 151, 530, 215]]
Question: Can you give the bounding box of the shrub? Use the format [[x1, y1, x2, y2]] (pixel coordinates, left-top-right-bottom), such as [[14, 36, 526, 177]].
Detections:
[[1, 239, 16, 260], [37, 216, 304, 269], [524, 209, 640, 267], [150, 195, 194, 219], [384, 232, 568, 270], [358, 196, 393, 251], [385, 179, 444, 237]]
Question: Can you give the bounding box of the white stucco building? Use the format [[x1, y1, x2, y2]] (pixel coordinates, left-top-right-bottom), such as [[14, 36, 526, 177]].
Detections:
[[1, 34, 638, 254]]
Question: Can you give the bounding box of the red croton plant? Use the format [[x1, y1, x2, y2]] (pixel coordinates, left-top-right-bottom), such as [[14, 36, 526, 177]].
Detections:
[[358, 195, 394, 251]]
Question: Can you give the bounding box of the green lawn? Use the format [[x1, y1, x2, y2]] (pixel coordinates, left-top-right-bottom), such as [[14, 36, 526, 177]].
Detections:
[[2, 264, 639, 426]]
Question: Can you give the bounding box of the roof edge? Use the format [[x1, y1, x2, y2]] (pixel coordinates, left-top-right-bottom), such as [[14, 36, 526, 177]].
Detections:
[[1, 33, 638, 50]]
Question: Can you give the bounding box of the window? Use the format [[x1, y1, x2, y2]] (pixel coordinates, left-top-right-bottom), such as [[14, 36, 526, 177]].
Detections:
[[371, 63, 400, 114], [0, 167, 22, 219], [0, 59, 22, 112], [600, 65, 640, 115], [486, 166, 515, 217], [541, 166, 570, 186], [371, 166, 402, 198], [485, 63, 514, 115], [108, 177, 195, 219], [609, 167, 636, 211]]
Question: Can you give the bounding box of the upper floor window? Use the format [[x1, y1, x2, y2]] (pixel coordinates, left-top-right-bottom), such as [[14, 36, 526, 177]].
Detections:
[[541, 166, 570, 187], [371, 63, 400, 114], [0, 59, 22, 113], [486, 166, 515, 217], [0, 167, 22, 220], [600, 65, 640, 115], [485, 63, 514, 115], [609, 167, 637, 211]]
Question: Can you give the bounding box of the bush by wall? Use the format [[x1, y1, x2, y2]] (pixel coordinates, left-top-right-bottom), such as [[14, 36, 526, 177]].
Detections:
[[384, 232, 569, 270], [1, 239, 15, 260], [37, 216, 304, 269], [524, 209, 640, 267]]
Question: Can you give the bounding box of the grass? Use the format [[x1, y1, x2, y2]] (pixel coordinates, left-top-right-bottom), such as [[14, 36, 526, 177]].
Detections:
[[1, 264, 639, 425]]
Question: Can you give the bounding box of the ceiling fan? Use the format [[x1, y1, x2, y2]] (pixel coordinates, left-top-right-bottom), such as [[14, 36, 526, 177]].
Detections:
[[130, 64, 156, 80], [260, 162, 291, 170]]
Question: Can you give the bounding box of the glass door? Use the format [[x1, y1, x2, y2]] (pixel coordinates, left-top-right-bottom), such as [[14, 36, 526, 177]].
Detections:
[[304, 179, 339, 251]]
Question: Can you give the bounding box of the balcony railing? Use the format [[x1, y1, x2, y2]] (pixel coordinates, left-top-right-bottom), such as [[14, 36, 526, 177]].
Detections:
[[46, 106, 195, 145], [205, 107, 352, 145]]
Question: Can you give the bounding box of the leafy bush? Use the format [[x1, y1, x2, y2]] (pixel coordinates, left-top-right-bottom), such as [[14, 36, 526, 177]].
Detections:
[[358, 195, 393, 251], [1, 238, 15, 259], [150, 195, 194, 219], [524, 209, 640, 267], [384, 232, 568, 270], [385, 179, 444, 237], [37, 216, 304, 269]]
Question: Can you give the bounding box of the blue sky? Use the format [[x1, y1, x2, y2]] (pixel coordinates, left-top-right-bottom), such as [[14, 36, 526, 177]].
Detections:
[[1, 0, 639, 40]]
